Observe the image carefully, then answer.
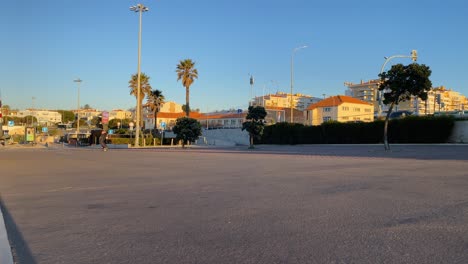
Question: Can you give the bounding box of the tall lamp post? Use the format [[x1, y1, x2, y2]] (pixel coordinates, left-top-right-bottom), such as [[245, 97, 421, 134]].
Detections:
[[130, 3, 149, 147], [73, 78, 82, 134], [378, 50, 417, 117], [290, 45, 307, 123]]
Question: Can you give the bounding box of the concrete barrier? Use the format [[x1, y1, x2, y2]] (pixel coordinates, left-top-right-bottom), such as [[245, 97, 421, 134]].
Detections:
[[199, 128, 249, 146], [449, 120, 468, 143]]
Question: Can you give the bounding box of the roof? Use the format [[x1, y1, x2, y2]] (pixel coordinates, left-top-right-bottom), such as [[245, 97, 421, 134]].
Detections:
[[150, 112, 246, 120], [306, 95, 373, 110]]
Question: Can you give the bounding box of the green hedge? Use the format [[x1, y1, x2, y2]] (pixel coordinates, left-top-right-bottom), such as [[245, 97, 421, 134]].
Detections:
[[259, 116, 454, 144], [108, 135, 161, 146]]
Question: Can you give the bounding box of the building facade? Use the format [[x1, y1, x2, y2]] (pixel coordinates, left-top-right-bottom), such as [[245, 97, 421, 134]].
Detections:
[[252, 92, 321, 111], [15, 109, 62, 125], [304, 95, 374, 126], [345, 80, 468, 115]]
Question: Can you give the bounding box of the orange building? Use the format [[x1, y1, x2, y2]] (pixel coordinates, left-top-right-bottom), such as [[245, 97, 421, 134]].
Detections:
[[304, 95, 374, 125]]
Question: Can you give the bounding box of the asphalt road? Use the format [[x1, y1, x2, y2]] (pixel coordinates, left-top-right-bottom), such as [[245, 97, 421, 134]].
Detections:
[[1, 144, 468, 264]]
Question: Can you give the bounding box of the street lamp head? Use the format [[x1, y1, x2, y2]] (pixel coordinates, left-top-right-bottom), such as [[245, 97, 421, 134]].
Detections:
[[384, 56, 388, 60], [130, 4, 149, 12], [293, 45, 308, 53]]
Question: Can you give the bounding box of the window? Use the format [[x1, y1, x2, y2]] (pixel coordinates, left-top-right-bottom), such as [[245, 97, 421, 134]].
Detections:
[[353, 108, 361, 112], [342, 106, 349, 111], [323, 117, 331, 122], [365, 108, 372, 113], [323, 107, 331, 112]]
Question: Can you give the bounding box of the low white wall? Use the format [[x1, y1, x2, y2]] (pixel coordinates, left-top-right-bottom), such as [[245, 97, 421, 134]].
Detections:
[[449, 120, 468, 143], [198, 128, 249, 146]]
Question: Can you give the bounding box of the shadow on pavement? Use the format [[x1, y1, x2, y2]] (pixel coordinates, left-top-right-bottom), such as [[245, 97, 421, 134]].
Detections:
[[0, 196, 37, 264], [156, 144, 468, 161]]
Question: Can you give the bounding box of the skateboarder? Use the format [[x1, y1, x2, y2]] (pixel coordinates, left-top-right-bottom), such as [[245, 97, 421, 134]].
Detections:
[[99, 130, 108, 151]]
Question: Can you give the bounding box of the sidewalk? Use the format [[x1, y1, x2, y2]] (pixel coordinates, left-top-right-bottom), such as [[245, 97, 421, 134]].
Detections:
[[0, 206, 13, 264]]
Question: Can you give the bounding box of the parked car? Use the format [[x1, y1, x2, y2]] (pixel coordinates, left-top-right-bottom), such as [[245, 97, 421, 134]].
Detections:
[[389, 110, 413, 119]]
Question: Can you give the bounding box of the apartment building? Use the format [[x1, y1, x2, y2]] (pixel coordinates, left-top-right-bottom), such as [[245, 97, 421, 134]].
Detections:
[[74, 109, 101, 121], [15, 109, 62, 125], [109, 109, 133, 120], [304, 95, 374, 126], [346, 80, 468, 115], [252, 92, 321, 111], [344, 80, 379, 111]]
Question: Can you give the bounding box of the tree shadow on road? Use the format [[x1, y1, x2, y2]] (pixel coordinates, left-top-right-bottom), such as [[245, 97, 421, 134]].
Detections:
[[167, 145, 468, 161], [0, 196, 37, 264]]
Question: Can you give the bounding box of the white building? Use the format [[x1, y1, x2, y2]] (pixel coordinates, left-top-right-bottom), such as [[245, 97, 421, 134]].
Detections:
[[17, 109, 62, 125]]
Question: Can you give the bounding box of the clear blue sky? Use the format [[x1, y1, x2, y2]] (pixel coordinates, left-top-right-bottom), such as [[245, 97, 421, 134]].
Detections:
[[1, 0, 467, 112]]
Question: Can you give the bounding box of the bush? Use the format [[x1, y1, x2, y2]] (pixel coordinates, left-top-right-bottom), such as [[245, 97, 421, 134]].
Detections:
[[260, 116, 454, 144]]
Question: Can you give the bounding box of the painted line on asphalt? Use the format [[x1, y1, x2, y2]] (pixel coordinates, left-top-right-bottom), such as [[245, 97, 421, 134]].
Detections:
[[0, 206, 14, 264]]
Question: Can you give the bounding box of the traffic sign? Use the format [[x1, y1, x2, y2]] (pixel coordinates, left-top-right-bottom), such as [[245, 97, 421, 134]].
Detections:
[[42, 127, 48, 133], [161, 122, 166, 129], [8, 121, 14, 127]]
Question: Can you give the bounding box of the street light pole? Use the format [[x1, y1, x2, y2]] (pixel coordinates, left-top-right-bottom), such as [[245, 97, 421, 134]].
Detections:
[[378, 50, 417, 117], [130, 3, 149, 147], [290, 45, 307, 123], [73, 78, 82, 134]]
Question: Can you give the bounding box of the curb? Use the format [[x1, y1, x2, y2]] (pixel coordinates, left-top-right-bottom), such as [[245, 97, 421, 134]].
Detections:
[[0, 206, 14, 264]]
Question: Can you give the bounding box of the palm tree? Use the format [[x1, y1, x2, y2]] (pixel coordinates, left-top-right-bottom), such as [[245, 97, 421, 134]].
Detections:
[[147, 89, 165, 132], [129, 73, 152, 128], [176, 59, 198, 117]]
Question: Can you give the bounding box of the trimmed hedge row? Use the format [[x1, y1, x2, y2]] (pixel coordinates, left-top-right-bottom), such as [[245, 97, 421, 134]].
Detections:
[[259, 116, 454, 144]]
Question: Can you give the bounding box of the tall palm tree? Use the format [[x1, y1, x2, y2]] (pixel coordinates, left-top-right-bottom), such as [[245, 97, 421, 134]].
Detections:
[[147, 89, 165, 131], [129, 73, 152, 128], [176, 59, 198, 117]]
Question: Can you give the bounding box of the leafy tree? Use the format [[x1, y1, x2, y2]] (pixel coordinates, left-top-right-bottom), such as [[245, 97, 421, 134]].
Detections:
[[147, 89, 165, 131], [82, 104, 92, 109], [90, 116, 103, 128], [176, 59, 198, 116], [242, 106, 267, 148], [379, 63, 432, 150], [57, 110, 75, 123], [172, 117, 202, 148], [1, 104, 10, 115], [108, 118, 133, 130], [129, 73, 152, 128]]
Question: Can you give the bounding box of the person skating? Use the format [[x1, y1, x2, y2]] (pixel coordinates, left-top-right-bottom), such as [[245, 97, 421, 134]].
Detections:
[[99, 130, 108, 151]]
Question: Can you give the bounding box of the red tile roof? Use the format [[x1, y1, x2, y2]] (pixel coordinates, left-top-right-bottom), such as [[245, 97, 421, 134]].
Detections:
[[306, 95, 372, 110]]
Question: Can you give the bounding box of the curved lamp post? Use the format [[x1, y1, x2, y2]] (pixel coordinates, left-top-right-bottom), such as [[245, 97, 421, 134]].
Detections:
[[290, 45, 308, 123], [377, 50, 417, 117], [130, 3, 149, 147]]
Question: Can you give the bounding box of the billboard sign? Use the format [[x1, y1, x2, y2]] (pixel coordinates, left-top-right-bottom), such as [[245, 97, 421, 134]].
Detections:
[[102, 111, 109, 124]]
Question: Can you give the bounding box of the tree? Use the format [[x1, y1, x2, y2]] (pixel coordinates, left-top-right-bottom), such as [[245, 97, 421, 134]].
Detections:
[[1, 104, 10, 115], [379, 63, 432, 150], [147, 89, 165, 132], [172, 117, 202, 148], [176, 59, 198, 116], [242, 106, 267, 149], [90, 116, 103, 128], [83, 104, 92, 109], [129, 73, 152, 128], [57, 110, 75, 123]]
